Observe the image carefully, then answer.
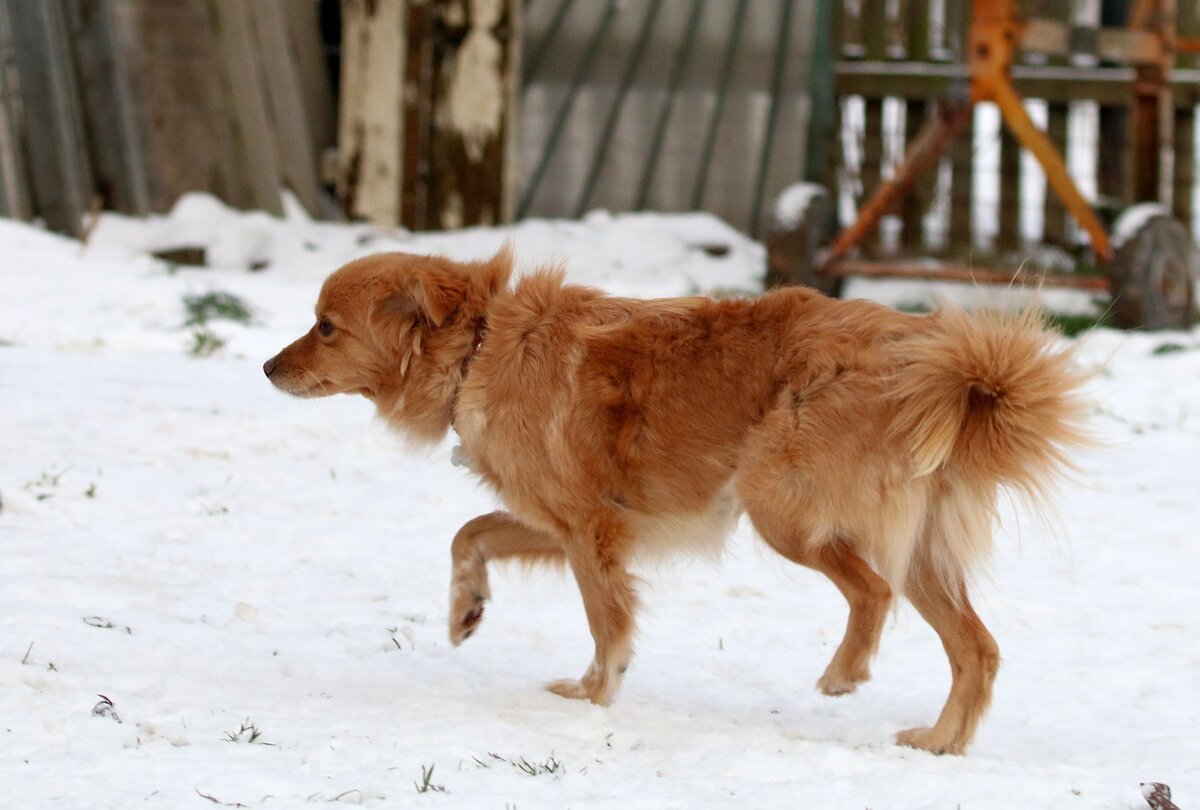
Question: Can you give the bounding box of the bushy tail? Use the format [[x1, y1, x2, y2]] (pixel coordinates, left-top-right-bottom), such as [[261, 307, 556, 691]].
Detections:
[[891, 306, 1090, 498]]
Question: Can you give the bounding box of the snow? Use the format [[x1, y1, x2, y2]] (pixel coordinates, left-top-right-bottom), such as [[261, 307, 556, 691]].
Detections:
[[1111, 203, 1171, 250], [3, 197, 1198, 809], [771, 182, 827, 231]]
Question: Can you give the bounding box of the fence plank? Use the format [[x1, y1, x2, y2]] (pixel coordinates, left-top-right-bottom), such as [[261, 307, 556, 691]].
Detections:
[[4, 0, 93, 235], [997, 117, 1022, 251], [861, 97, 884, 252], [248, 0, 326, 215], [209, 0, 284, 215], [336, 0, 405, 225], [947, 106, 973, 250], [0, 0, 31, 219], [1043, 102, 1070, 244], [62, 0, 151, 214]]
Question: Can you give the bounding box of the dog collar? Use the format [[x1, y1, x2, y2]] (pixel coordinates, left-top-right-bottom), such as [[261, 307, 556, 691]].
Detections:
[[450, 318, 488, 430]]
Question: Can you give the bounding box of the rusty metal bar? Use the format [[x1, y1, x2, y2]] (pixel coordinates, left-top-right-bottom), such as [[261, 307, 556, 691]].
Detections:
[[822, 102, 972, 268]]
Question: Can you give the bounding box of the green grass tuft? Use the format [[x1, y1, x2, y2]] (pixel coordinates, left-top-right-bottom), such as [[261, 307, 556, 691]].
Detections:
[[1152, 342, 1189, 356], [1045, 310, 1113, 337], [189, 328, 226, 357], [184, 291, 253, 326]]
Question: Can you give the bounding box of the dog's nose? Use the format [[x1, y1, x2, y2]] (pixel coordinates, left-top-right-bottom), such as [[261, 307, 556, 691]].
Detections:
[[263, 357, 277, 378]]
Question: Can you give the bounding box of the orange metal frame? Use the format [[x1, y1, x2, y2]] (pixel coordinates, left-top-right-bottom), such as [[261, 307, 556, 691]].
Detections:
[[822, 0, 1175, 273]]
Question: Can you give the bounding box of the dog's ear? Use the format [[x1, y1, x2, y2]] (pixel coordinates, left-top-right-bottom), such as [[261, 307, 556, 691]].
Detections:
[[375, 256, 468, 328], [470, 242, 514, 299], [409, 258, 469, 326]]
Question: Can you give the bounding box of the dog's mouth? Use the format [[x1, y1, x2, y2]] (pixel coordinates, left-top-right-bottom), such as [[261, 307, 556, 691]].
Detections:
[[271, 372, 333, 399]]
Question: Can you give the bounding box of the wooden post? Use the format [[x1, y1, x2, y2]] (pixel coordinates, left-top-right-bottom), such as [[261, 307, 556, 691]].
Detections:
[[338, 0, 520, 230], [1130, 0, 1170, 203], [4, 0, 93, 235]]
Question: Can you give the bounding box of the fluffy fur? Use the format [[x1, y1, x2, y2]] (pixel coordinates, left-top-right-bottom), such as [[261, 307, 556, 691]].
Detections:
[[265, 248, 1089, 755]]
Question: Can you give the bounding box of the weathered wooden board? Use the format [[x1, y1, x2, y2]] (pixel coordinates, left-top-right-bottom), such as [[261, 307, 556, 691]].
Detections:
[[338, 0, 519, 230], [0, 0, 31, 220], [4, 0, 93, 235]]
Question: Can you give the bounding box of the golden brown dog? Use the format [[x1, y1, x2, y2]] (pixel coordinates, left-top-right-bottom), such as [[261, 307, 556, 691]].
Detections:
[[265, 247, 1088, 755]]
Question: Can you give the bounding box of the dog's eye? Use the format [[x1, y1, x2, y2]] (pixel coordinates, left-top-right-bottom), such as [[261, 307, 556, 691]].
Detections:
[[317, 320, 335, 337]]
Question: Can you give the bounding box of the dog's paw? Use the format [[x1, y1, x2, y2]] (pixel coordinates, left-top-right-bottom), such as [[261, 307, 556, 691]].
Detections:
[[817, 675, 860, 696], [817, 666, 869, 696], [895, 726, 964, 756], [545, 678, 612, 707], [449, 594, 486, 646], [448, 559, 491, 646]]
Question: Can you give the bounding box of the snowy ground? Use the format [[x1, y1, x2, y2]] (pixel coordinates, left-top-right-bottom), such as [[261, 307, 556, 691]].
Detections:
[[2, 197, 1198, 809]]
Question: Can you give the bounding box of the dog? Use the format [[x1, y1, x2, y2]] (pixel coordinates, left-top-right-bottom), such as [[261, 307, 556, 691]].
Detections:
[[264, 247, 1088, 755]]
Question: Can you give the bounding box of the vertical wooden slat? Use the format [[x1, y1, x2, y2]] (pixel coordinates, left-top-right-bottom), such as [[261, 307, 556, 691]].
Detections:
[[247, 0, 327, 215], [886, 0, 909, 58], [209, 0, 285, 215], [62, 0, 138, 213], [901, 0, 931, 251], [425, 0, 519, 228], [119, 0, 247, 213], [805, 0, 838, 187], [285, 0, 337, 167], [946, 5, 973, 252], [1038, 0, 1071, 246], [862, 0, 887, 60], [336, 0, 405, 225], [0, 0, 31, 220], [4, 0, 93, 235], [861, 98, 884, 252], [840, 0, 866, 58], [1043, 103, 1070, 245], [947, 107, 974, 251], [339, 0, 519, 230], [1097, 0, 1130, 210], [400, 0, 431, 228], [996, 118, 1022, 251], [1173, 0, 1197, 228], [1173, 110, 1194, 227]]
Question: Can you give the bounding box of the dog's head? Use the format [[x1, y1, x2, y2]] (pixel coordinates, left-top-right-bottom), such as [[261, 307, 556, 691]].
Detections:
[[264, 248, 511, 437]]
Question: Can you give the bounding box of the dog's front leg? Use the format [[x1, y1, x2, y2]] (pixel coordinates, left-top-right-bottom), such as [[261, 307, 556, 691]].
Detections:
[[449, 511, 564, 645], [546, 512, 638, 707]]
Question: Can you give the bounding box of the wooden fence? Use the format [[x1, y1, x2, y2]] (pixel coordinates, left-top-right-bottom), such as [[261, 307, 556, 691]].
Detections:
[[5, 0, 1199, 255], [829, 0, 1200, 261], [0, 0, 335, 237]]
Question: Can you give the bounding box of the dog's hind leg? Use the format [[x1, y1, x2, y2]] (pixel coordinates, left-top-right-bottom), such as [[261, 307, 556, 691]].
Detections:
[[546, 512, 638, 706], [449, 511, 565, 645], [895, 560, 999, 755], [748, 512, 892, 696]]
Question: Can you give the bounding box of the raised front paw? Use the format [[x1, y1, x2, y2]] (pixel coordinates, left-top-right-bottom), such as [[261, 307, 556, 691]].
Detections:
[[449, 592, 486, 646], [448, 563, 490, 646]]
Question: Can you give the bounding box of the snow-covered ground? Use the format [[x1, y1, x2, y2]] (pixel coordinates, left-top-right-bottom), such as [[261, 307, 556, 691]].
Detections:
[[2, 197, 1197, 809]]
